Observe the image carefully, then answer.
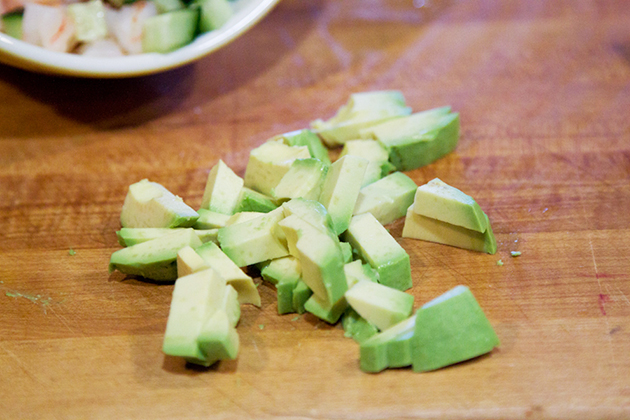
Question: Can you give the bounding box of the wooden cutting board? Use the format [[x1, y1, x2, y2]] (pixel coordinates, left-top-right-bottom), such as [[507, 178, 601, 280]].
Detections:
[[1, 0, 629, 418]]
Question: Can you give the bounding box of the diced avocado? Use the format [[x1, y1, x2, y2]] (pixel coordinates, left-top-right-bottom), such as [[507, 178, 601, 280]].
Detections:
[[342, 307, 379, 344], [402, 204, 497, 254], [195, 0, 233, 33], [318, 155, 368, 236], [260, 256, 302, 315], [281, 198, 335, 238], [243, 141, 311, 196], [193, 209, 231, 229], [217, 207, 288, 267], [109, 228, 202, 281], [68, 0, 108, 43], [278, 215, 348, 323], [116, 228, 218, 247], [221, 284, 241, 328], [195, 241, 261, 306], [359, 314, 416, 373], [162, 269, 225, 365], [200, 160, 244, 215], [343, 213, 412, 291], [292, 280, 312, 314], [162, 269, 239, 367], [311, 91, 412, 147], [196, 310, 240, 365], [345, 280, 414, 331], [344, 260, 378, 289], [411, 285, 500, 372], [153, 0, 184, 13], [412, 178, 488, 233], [271, 158, 328, 202], [1, 13, 23, 40], [273, 129, 331, 166], [194, 229, 220, 244], [353, 172, 417, 225], [225, 212, 266, 226], [177, 245, 210, 277], [142, 8, 199, 54], [234, 187, 278, 213], [360, 107, 459, 171], [339, 242, 353, 264], [120, 179, 199, 228], [304, 293, 348, 324], [339, 139, 393, 187]]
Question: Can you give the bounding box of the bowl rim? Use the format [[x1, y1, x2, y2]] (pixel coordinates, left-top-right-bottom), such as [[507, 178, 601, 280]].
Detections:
[[0, 0, 280, 78]]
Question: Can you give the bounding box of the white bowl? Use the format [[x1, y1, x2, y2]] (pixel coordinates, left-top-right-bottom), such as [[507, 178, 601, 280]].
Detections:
[[0, 0, 280, 78]]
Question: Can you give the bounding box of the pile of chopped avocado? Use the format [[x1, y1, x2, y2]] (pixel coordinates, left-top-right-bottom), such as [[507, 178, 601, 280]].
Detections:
[[108, 90, 500, 372]]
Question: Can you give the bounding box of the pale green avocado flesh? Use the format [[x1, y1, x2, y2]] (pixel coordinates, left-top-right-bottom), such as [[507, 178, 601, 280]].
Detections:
[[359, 314, 416, 373], [234, 187, 278, 214], [360, 107, 459, 172], [413, 178, 488, 233], [353, 171, 417, 226], [411, 285, 500, 372], [342, 307, 379, 344], [274, 129, 331, 165], [109, 228, 202, 281], [343, 213, 412, 291]]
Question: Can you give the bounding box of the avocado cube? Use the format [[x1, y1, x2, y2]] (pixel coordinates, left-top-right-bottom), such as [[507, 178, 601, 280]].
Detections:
[[278, 215, 348, 322], [318, 155, 368, 236], [339, 139, 393, 187], [342, 307, 379, 344], [311, 91, 412, 147], [120, 179, 199, 228], [177, 245, 210, 278], [234, 187, 278, 213], [281, 198, 335, 238], [243, 141, 310, 196], [304, 293, 348, 324], [339, 241, 353, 264], [359, 314, 416, 373], [116, 228, 218, 247], [411, 285, 500, 372], [360, 107, 459, 171], [412, 178, 488, 233], [344, 260, 378, 289], [195, 241, 261, 307], [273, 129, 331, 165], [217, 207, 289, 267], [193, 209, 231, 229], [271, 158, 328, 202], [200, 160, 244, 215], [344, 280, 414, 331], [353, 171, 417, 225], [343, 213, 412, 291], [162, 269, 239, 367], [292, 280, 312, 314], [260, 256, 302, 315], [402, 205, 497, 254], [197, 310, 240, 365], [109, 228, 202, 281]]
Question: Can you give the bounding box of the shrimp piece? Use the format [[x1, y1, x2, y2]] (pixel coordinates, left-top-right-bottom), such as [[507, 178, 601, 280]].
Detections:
[[22, 3, 77, 53], [105, 1, 156, 55]]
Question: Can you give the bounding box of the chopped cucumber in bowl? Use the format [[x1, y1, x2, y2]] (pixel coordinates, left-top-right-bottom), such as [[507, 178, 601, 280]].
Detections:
[[0, 0, 280, 77]]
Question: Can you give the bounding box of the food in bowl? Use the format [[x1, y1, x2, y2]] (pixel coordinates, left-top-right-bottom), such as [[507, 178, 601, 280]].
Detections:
[[0, 0, 234, 55]]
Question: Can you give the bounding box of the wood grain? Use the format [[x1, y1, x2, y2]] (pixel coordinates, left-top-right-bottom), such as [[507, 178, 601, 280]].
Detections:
[[1, 0, 630, 418]]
